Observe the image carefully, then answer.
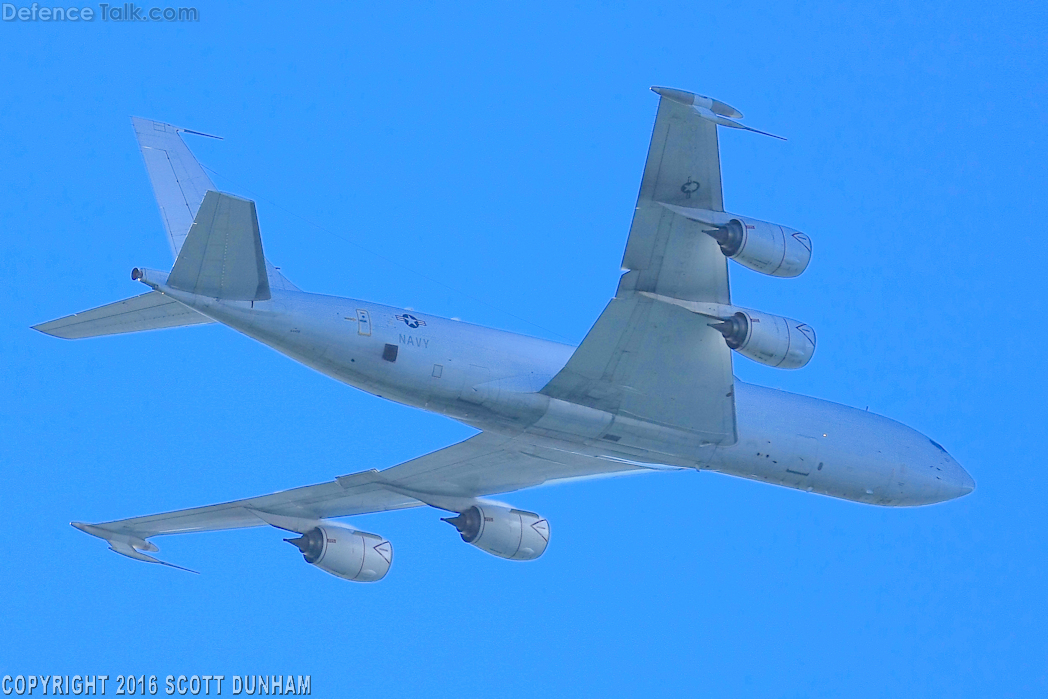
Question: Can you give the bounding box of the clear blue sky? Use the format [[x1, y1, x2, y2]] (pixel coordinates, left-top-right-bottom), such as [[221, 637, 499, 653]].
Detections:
[[2, 1, 1046, 696]]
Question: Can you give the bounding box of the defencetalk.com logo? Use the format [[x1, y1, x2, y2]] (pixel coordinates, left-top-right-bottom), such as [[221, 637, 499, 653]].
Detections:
[[2, 3, 199, 21]]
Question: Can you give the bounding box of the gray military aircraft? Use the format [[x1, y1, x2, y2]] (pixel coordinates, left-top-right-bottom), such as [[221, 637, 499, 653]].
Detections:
[[35, 87, 975, 581]]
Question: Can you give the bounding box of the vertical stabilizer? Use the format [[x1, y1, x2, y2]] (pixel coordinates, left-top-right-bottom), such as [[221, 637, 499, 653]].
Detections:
[[132, 117, 217, 259], [168, 191, 271, 301], [132, 117, 299, 292]]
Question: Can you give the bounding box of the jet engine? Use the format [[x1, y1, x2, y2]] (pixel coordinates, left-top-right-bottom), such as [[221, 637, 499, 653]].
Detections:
[[442, 505, 550, 561], [284, 525, 393, 582], [709, 309, 816, 369], [703, 216, 812, 278]]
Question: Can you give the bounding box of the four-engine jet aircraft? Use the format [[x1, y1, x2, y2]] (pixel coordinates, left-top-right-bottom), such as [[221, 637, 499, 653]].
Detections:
[[35, 87, 975, 581]]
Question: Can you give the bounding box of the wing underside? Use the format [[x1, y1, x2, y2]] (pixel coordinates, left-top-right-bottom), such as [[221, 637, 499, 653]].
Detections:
[[74, 431, 653, 555], [543, 93, 737, 445]]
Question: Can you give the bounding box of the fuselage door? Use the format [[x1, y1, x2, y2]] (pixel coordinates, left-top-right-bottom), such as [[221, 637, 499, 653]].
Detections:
[[356, 309, 372, 336]]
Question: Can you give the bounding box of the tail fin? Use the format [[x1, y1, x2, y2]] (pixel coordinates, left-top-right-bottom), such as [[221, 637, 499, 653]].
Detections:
[[168, 191, 271, 301], [33, 120, 297, 341], [32, 291, 213, 339], [132, 117, 299, 292], [132, 117, 217, 260]]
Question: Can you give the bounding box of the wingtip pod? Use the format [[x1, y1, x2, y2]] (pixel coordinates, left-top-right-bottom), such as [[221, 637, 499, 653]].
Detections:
[[71, 521, 198, 574], [129, 116, 222, 140], [71, 521, 157, 551], [650, 86, 785, 141], [650, 86, 744, 119]]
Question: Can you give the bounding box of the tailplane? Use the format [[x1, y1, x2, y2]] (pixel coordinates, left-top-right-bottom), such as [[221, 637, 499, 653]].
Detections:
[[33, 118, 298, 340], [35, 189, 271, 339], [32, 291, 213, 339]]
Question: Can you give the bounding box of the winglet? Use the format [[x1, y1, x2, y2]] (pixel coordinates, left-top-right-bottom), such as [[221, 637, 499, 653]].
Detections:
[[71, 522, 198, 574]]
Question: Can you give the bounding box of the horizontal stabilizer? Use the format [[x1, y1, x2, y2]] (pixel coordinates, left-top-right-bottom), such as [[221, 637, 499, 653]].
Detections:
[[32, 291, 213, 339], [168, 191, 271, 301]]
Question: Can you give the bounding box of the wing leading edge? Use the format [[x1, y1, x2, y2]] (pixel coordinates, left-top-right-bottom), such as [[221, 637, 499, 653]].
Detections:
[[73, 431, 655, 567]]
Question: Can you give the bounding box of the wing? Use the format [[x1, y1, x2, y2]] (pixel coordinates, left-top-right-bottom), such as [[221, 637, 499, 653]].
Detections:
[[542, 89, 737, 445], [73, 430, 651, 559], [620, 94, 728, 301]]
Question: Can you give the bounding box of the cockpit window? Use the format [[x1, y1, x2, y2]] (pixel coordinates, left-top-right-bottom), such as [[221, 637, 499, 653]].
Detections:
[[929, 439, 948, 454]]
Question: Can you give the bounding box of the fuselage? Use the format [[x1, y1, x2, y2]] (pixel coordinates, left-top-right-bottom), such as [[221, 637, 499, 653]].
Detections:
[[149, 277, 975, 507]]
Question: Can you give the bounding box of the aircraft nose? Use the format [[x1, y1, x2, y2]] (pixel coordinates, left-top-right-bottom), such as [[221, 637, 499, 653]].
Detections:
[[919, 438, 974, 504], [941, 458, 975, 500]]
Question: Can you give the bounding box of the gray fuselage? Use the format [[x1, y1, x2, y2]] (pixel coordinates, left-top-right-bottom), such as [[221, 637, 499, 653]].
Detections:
[[158, 282, 974, 507]]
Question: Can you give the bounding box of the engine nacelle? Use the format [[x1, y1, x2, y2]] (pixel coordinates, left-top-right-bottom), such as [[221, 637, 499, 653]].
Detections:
[[704, 216, 812, 278], [710, 309, 816, 369], [285, 525, 392, 582], [442, 505, 550, 561]]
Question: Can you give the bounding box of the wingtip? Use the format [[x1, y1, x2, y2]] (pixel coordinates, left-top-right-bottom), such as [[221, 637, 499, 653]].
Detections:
[[650, 86, 745, 119], [650, 86, 694, 105], [129, 116, 223, 140], [31, 323, 66, 338], [71, 521, 102, 537]]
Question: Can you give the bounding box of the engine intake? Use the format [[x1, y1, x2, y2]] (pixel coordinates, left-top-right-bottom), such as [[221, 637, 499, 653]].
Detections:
[[442, 505, 550, 561], [710, 310, 816, 369], [285, 525, 392, 582], [704, 216, 812, 278]]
